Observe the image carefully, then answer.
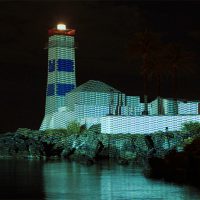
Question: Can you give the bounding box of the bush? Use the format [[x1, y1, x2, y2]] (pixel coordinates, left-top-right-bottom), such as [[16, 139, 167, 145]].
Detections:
[[183, 137, 194, 146], [44, 129, 69, 137], [43, 121, 86, 138], [66, 121, 82, 135], [181, 121, 200, 136], [16, 128, 31, 137]]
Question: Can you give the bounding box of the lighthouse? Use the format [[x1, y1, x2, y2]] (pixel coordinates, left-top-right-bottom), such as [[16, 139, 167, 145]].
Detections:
[[45, 24, 76, 115]]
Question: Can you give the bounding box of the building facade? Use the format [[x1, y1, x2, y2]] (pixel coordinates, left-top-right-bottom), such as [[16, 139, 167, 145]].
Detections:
[[40, 24, 200, 133]]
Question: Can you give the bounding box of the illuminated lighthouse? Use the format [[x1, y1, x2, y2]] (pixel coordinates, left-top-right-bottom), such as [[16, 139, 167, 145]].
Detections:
[[40, 24, 200, 132], [45, 24, 76, 115], [40, 24, 76, 130]]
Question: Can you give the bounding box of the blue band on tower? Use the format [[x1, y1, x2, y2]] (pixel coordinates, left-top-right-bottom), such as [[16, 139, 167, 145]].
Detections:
[[57, 59, 74, 72], [47, 84, 55, 96], [48, 60, 55, 72], [57, 83, 75, 96]]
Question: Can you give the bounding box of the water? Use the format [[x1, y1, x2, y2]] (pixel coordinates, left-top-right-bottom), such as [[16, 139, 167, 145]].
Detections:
[[0, 160, 200, 200]]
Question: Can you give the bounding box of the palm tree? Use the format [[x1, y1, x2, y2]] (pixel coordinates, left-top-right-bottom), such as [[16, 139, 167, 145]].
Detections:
[[129, 30, 161, 115], [164, 43, 196, 115], [145, 46, 167, 115]]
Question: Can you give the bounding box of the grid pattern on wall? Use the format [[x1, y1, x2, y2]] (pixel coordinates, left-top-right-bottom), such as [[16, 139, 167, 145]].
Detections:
[[45, 33, 76, 115], [149, 98, 199, 116], [101, 115, 200, 134], [40, 26, 200, 132]]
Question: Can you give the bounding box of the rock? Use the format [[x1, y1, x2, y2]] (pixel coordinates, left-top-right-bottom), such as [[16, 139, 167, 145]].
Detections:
[[148, 156, 166, 178], [61, 148, 75, 158], [118, 158, 129, 165], [87, 124, 101, 134], [71, 132, 103, 161], [0, 125, 188, 167], [70, 153, 95, 165], [61, 127, 103, 163], [150, 132, 175, 158], [147, 136, 200, 185], [134, 134, 150, 153], [119, 151, 137, 163]]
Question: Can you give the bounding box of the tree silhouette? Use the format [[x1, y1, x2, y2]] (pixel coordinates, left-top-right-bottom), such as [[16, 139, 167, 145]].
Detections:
[[129, 32, 196, 116], [164, 43, 196, 114], [129, 30, 161, 115], [145, 43, 167, 115]]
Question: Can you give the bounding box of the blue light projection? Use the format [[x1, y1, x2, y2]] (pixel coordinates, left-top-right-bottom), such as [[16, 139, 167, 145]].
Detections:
[[48, 60, 55, 72], [47, 84, 55, 96], [57, 83, 75, 96], [57, 59, 74, 72]]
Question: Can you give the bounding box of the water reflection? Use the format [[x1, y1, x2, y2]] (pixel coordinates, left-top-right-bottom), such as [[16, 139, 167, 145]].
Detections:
[[43, 161, 200, 200], [43, 161, 101, 200], [0, 160, 44, 200]]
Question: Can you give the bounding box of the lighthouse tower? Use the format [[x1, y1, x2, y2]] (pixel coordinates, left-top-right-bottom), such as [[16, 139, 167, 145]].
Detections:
[[40, 24, 76, 130], [45, 24, 76, 115]]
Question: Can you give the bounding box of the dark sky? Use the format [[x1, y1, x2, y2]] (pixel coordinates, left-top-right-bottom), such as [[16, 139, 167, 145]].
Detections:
[[1, 1, 200, 133]]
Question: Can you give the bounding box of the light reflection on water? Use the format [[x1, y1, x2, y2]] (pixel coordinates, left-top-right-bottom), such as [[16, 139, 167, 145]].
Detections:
[[43, 161, 200, 200], [0, 160, 200, 200]]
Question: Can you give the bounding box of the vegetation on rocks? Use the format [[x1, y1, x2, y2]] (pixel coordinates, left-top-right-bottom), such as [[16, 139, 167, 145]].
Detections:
[[148, 136, 200, 186], [147, 122, 200, 187], [181, 121, 200, 137]]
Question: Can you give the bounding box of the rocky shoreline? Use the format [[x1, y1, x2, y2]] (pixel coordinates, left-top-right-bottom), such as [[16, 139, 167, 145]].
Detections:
[[146, 136, 200, 187], [2, 123, 200, 186], [0, 124, 187, 164]]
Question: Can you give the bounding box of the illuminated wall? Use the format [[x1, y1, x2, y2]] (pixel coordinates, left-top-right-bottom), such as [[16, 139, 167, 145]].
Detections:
[[101, 115, 200, 134], [45, 27, 76, 115], [178, 101, 199, 115], [149, 98, 199, 115], [40, 25, 200, 132], [65, 80, 127, 116]]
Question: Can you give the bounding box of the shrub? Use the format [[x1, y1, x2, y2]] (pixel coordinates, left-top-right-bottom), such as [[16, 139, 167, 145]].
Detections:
[[181, 121, 200, 136], [43, 122, 85, 138], [66, 121, 82, 135], [16, 128, 31, 137], [44, 129, 69, 137], [183, 137, 194, 146]]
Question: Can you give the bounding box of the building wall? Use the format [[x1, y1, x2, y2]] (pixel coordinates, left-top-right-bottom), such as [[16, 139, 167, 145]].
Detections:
[[101, 115, 200, 134], [148, 98, 199, 116], [162, 99, 176, 115], [40, 110, 75, 130], [41, 92, 200, 131], [149, 98, 163, 115], [65, 91, 128, 115], [126, 96, 140, 106], [45, 34, 76, 115], [74, 104, 109, 119], [138, 103, 151, 116], [178, 101, 199, 115]]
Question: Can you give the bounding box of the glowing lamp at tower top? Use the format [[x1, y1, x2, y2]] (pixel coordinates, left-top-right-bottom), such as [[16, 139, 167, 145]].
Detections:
[[48, 24, 75, 36], [57, 24, 66, 30]]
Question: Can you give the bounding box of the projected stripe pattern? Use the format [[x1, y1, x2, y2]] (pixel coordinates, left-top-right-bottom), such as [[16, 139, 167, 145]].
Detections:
[[40, 26, 200, 132], [45, 30, 76, 115]]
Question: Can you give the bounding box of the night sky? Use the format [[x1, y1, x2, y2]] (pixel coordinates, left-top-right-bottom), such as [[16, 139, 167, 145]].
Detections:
[[1, 1, 200, 133]]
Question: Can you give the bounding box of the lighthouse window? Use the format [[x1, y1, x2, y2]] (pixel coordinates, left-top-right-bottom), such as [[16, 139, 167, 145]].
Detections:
[[57, 59, 74, 72]]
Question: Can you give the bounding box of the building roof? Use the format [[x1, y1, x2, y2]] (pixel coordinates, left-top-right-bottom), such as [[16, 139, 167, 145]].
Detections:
[[70, 80, 121, 93]]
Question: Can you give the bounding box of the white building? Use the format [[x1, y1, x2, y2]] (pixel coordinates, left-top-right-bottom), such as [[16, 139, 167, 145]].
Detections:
[[149, 97, 200, 116], [40, 24, 200, 133]]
